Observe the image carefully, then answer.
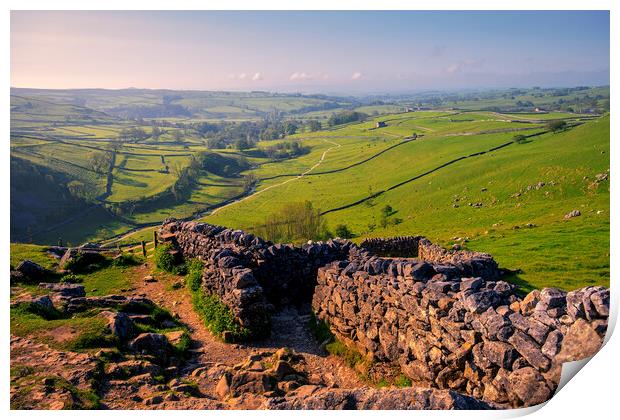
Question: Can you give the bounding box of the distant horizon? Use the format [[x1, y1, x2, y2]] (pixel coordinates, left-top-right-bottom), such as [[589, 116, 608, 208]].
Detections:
[[11, 11, 609, 92], [9, 83, 611, 97]]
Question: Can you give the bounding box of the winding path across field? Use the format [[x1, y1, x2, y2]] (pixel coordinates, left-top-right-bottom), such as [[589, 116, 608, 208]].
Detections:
[[209, 139, 342, 215]]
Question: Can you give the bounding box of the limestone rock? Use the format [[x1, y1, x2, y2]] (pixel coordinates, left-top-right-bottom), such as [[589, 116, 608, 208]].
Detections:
[[509, 367, 552, 406], [129, 333, 171, 362], [100, 310, 135, 342], [16, 260, 47, 282], [265, 387, 496, 410], [555, 318, 603, 363]]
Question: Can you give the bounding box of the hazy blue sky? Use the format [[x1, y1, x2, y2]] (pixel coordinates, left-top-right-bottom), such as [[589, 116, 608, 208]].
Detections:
[[11, 10, 610, 93]]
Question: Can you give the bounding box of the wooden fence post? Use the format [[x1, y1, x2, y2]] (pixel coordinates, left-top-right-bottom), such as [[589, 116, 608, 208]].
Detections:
[[153, 231, 158, 249], [141, 241, 147, 257]]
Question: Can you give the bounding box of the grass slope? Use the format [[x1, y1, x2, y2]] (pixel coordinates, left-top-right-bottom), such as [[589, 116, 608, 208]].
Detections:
[[206, 116, 609, 291]]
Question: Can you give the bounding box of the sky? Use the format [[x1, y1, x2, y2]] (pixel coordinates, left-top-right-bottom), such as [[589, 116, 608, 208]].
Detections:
[[10, 10, 610, 93]]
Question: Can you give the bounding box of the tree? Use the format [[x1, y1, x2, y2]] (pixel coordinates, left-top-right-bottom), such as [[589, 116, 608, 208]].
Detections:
[[380, 205, 394, 229], [284, 121, 298, 135], [513, 134, 527, 144], [242, 173, 257, 192], [235, 138, 252, 151], [547, 120, 567, 133], [118, 127, 147, 142], [89, 151, 113, 174], [151, 125, 162, 140], [327, 111, 368, 127], [381, 205, 394, 218], [256, 201, 328, 243], [67, 180, 88, 200], [307, 120, 322, 132], [173, 129, 183, 142], [334, 224, 353, 239]]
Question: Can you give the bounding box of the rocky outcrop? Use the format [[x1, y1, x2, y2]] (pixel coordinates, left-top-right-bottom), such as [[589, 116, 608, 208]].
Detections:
[[64, 294, 155, 314], [10, 335, 102, 409], [265, 386, 497, 410], [100, 310, 136, 342], [216, 348, 309, 399], [59, 247, 106, 271]]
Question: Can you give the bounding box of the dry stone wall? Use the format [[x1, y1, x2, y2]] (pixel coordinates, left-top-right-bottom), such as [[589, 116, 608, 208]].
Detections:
[[160, 220, 355, 338], [160, 220, 609, 407], [360, 236, 501, 280], [312, 253, 609, 407]]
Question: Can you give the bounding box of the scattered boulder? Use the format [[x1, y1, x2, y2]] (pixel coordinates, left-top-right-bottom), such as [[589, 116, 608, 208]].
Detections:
[[564, 210, 581, 219], [129, 333, 171, 363], [38, 282, 86, 298], [59, 248, 106, 271], [100, 310, 136, 342], [16, 260, 47, 282], [30, 295, 56, 312]]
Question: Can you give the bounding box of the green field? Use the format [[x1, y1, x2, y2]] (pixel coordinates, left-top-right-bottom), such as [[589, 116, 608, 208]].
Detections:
[[10, 87, 609, 291], [203, 115, 609, 291]]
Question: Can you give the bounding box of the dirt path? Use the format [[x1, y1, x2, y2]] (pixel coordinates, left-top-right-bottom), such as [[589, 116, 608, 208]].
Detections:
[[131, 264, 252, 370], [128, 263, 362, 394]]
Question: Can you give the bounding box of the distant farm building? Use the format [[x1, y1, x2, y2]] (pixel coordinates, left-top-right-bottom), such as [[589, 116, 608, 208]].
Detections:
[[376, 121, 387, 128]]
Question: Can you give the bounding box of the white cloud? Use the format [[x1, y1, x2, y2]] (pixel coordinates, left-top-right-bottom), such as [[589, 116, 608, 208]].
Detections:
[[351, 72, 363, 80], [289, 72, 312, 81], [227, 72, 263, 81], [446, 58, 484, 74]]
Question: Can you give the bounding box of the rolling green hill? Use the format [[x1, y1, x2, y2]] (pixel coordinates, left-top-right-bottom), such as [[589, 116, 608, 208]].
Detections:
[[204, 114, 609, 291], [10, 87, 609, 292]]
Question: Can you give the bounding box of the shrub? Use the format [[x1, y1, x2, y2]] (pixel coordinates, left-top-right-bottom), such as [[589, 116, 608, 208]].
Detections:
[[172, 331, 192, 356], [547, 120, 567, 133], [334, 224, 354, 239], [64, 252, 109, 273], [65, 320, 118, 351], [191, 291, 249, 342], [394, 374, 412, 388], [185, 259, 204, 292], [112, 253, 141, 267], [308, 314, 334, 345], [325, 340, 365, 368], [60, 273, 83, 283], [12, 301, 62, 321], [154, 244, 185, 274]]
